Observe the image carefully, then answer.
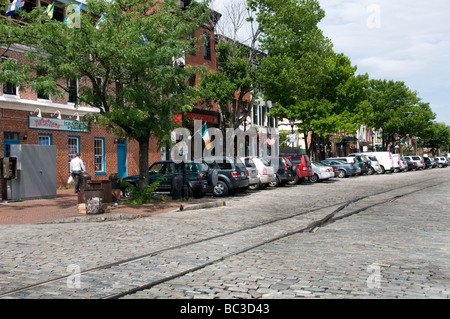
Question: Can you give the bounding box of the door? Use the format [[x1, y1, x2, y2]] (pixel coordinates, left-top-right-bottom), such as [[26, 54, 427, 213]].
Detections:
[[117, 139, 127, 178]]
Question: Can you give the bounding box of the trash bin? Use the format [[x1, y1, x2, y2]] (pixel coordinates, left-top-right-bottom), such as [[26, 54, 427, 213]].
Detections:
[[80, 172, 91, 191], [109, 173, 121, 189], [87, 180, 112, 202], [109, 173, 121, 201], [171, 173, 183, 200], [77, 173, 91, 204]]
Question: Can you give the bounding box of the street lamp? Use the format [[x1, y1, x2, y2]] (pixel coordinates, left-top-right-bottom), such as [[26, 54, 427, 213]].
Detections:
[[289, 118, 295, 134], [289, 118, 295, 149]]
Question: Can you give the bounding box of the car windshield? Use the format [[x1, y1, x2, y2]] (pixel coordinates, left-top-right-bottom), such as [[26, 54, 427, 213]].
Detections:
[[217, 162, 233, 170], [177, 162, 198, 172], [290, 156, 302, 164], [244, 159, 256, 167], [313, 161, 326, 166], [149, 163, 164, 174], [260, 158, 271, 166], [412, 156, 420, 160]]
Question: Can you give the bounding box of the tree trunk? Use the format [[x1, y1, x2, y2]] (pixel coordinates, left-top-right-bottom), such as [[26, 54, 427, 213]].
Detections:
[[138, 137, 150, 192]]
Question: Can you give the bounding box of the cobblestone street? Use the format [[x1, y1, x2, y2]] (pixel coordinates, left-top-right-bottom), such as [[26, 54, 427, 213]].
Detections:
[[0, 168, 449, 302]]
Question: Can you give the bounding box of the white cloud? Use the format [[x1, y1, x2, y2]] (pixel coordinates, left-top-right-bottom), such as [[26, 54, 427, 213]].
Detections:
[[210, 0, 450, 124], [319, 0, 450, 123]]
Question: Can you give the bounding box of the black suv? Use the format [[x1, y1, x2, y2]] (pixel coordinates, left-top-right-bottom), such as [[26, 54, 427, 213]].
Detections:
[[267, 157, 296, 186], [121, 160, 216, 198], [203, 157, 249, 197]]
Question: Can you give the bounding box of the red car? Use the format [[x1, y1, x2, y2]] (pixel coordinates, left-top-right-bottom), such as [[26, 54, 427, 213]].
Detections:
[[280, 155, 314, 184]]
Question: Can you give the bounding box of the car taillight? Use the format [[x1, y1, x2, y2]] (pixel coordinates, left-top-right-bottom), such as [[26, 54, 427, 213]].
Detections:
[[246, 169, 249, 177], [263, 167, 267, 175], [283, 160, 288, 172], [199, 173, 203, 179], [231, 171, 238, 178]]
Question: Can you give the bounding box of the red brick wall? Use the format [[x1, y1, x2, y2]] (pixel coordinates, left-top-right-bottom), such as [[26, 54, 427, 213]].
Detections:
[[0, 108, 161, 191]]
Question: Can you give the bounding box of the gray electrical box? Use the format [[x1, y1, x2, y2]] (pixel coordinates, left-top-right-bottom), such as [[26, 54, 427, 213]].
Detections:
[[10, 144, 57, 200]]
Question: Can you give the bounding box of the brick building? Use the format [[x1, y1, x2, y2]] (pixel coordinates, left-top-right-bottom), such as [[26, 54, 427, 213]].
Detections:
[[1, 0, 221, 192]]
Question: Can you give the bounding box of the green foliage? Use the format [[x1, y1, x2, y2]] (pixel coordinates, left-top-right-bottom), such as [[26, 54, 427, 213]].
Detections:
[[249, 0, 371, 156], [420, 122, 450, 155], [367, 79, 436, 146], [1, 0, 211, 191], [198, 39, 257, 133], [120, 176, 166, 205]]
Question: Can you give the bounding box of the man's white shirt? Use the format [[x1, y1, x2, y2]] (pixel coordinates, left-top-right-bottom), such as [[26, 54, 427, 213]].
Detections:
[[70, 157, 86, 173]]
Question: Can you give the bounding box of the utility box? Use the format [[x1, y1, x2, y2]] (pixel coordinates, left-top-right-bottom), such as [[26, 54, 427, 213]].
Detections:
[[9, 144, 57, 200]]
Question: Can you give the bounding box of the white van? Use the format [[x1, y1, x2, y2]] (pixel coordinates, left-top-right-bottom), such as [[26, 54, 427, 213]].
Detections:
[[391, 154, 401, 172], [360, 151, 394, 174]]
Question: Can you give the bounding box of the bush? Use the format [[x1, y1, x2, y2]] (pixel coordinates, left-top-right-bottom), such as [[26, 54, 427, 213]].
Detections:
[[120, 176, 165, 205]]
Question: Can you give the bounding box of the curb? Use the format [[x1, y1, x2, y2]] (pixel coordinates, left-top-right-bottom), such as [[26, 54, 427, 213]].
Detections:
[[177, 200, 226, 212], [42, 200, 226, 224]]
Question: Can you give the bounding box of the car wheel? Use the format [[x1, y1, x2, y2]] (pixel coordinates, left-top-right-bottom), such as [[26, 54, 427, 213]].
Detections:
[[287, 175, 299, 185], [270, 177, 280, 187], [338, 170, 347, 178], [192, 189, 203, 199], [378, 165, 386, 174], [309, 174, 319, 183], [213, 181, 228, 197], [259, 183, 268, 189]]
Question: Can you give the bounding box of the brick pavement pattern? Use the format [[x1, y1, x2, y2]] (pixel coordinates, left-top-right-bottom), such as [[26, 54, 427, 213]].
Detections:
[[0, 168, 449, 299]]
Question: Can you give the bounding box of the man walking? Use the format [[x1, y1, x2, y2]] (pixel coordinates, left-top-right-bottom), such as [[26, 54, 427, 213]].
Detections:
[[70, 153, 86, 193]]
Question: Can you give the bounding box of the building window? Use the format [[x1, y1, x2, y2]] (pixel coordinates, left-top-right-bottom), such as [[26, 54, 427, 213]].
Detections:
[[3, 132, 20, 157], [68, 136, 80, 172], [2, 81, 17, 95], [204, 33, 211, 61], [1, 58, 17, 96], [67, 79, 78, 103], [38, 134, 52, 145], [253, 105, 259, 125], [37, 70, 50, 100], [94, 137, 105, 174]]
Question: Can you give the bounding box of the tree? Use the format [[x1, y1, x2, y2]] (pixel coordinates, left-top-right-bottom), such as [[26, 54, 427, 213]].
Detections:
[[247, 0, 347, 157], [251, 0, 370, 156], [199, 0, 262, 142], [420, 122, 450, 155], [198, 38, 258, 137], [367, 79, 436, 149], [0, 0, 211, 191]]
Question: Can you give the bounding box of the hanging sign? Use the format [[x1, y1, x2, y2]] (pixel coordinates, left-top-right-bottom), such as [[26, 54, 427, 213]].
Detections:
[[28, 116, 88, 132]]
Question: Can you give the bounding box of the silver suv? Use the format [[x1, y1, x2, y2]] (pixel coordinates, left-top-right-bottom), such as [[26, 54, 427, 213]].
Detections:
[[435, 157, 448, 168], [403, 156, 424, 169]]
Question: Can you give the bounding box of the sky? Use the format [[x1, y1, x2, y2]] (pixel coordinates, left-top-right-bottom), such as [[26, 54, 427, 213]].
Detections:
[[210, 0, 450, 125]]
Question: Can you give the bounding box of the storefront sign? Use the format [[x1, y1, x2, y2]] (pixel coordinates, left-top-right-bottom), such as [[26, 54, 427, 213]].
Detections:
[[187, 112, 218, 124], [28, 116, 88, 132]]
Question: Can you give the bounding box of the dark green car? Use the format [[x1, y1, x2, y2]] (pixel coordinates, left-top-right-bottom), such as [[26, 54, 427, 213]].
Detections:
[[121, 160, 215, 198]]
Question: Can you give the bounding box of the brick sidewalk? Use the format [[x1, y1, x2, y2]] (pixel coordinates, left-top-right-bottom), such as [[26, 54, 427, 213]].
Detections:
[[0, 189, 213, 225]]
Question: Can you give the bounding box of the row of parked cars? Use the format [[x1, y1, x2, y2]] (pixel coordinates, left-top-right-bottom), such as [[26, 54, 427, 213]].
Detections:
[[120, 152, 449, 199]]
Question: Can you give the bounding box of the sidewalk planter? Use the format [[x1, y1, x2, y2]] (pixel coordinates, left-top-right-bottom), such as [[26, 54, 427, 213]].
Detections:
[[87, 180, 112, 202]]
